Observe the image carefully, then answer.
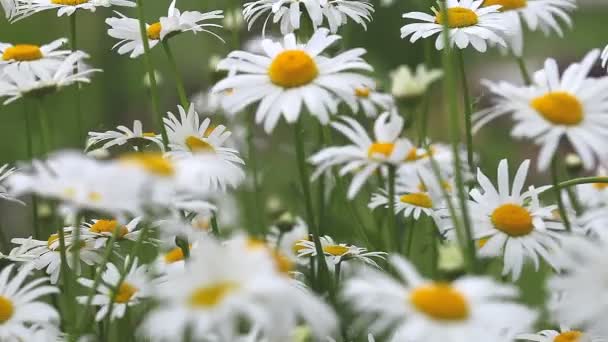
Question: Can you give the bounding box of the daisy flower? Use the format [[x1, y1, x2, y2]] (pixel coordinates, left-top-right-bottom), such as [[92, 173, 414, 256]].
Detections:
[[86, 120, 164, 152], [0, 51, 101, 105], [242, 0, 324, 35], [296, 235, 386, 269], [106, 1, 223, 59], [473, 49, 608, 171], [485, 0, 576, 56], [309, 112, 410, 199], [82, 217, 147, 248], [321, 0, 374, 33], [141, 237, 337, 341], [517, 325, 606, 342], [549, 233, 608, 337], [0, 38, 70, 73], [12, 0, 134, 20], [390, 64, 443, 102], [400, 0, 508, 52], [267, 216, 310, 264], [77, 258, 150, 321], [0, 264, 59, 340], [468, 159, 564, 280], [342, 255, 537, 341], [350, 85, 395, 118], [212, 28, 374, 133], [10, 233, 103, 284]]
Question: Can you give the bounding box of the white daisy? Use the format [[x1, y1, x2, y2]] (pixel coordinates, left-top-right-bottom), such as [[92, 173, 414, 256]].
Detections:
[[309, 112, 410, 199], [77, 258, 150, 321], [517, 325, 606, 342], [350, 85, 395, 118], [81, 217, 148, 248], [390, 64, 443, 101], [0, 164, 22, 204], [400, 0, 508, 52], [0, 38, 70, 73], [468, 159, 564, 280], [549, 232, 608, 337], [0, 264, 59, 340], [141, 237, 337, 341], [12, 0, 134, 20], [321, 0, 374, 33], [267, 216, 310, 264], [296, 235, 386, 268], [0, 51, 101, 105], [86, 120, 164, 152], [212, 28, 374, 133], [10, 233, 103, 284], [0, 0, 16, 18], [473, 49, 608, 171], [242, 0, 324, 35], [342, 255, 537, 341], [106, 2, 223, 59], [485, 0, 576, 56]]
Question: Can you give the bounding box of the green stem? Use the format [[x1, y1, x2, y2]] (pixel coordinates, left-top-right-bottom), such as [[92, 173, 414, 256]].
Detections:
[[516, 56, 532, 86], [551, 157, 571, 231], [175, 236, 190, 259], [56, 223, 74, 331], [247, 117, 264, 235], [36, 99, 52, 153], [334, 261, 342, 289], [440, 1, 477, 274], [456, 49, 475, 173], [210, 213, 220, 236], [386, 166, 397, 252], [403, 218, 415, 258], [24, 102, 41, 239], [293, 118, 329, 292], [69, 13, 84, 146], [162, 40, 189, 110], [70, 214, 82, 298], [556, 176, 608, 190], [135, 0, 169, 148]]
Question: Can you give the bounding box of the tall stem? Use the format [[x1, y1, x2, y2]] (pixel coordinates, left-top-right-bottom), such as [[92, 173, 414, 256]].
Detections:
[[210, 213, 220, 236], [293, 118, 329, 292], [551, 157, 571, 231], [162, 40, 189, 110], [556, 176, 608, 190], [36, 99, 52, 153], [56, 223, 74, 331], [24, 102, 41, 239], [135, 0, 169, 148], [456, 49, 475, 173], [247, 119, 264, 235], [69, 13, 84, 145], [516, 56, 532, 85], [386, 166, 397, 252]]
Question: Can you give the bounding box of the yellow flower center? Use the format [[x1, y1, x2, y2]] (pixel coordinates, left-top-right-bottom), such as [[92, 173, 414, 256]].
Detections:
[[483, 0, 527, 11], [2, 44, 43, 62], [185, 136, 215, 153], [323, 245, 350, 256], [435, 7, 479, 28], [143, 132, 157, 137], [268, 50, 318, 88], [114, 282, 138, 303], [189, 282, 238, 308], [164, 246, 192, 264], [594, 182, 608, 190], [400, 193, 433, 208], [368, 142, 395, 158], [47, 234, 60, 249], [477, 237, 490, 249], [530, 91, 584, 126], [554, 331, 583, 342], [120, 153, 175, 177], [410, 283, 469, 320], [89, 219, 128, 239], [491, 203, 533, 236], [51, 0, 88, 5], [147, 22, 162, 40], [355, 87, 371, 98], [273, 250, 294, 274], [0, 296, 14, 324]]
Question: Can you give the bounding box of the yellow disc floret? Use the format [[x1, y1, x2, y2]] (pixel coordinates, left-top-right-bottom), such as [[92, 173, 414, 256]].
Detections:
[[435, 7, 479, 28], [483, 0, 527, 11], [410, 283, 469, 320], [2, 44, 43, 61], [189, 282, 238, 308], [368, 142, 395, 158], [114, 282, 138, 303], [51, 0, 88, 5], [0, 296, 14, 324], [120, 153, 175, 177], [491, 203, 533, 236], [268, 50, 318, 88], [185, 136, 215, 153], [323, 245, 350, 256], [555, 331, 583, 342], [400, 193, 433, 208], [89, 219, 129, 238], [147, 22, 162, 40], [355, 87, 371, 98], [531, 91, 584, 126]]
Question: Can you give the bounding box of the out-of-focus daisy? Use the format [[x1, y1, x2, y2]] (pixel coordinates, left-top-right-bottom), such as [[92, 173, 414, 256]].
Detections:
[[0, 38, 70, 72], [0, 51, 100, 105], [106, 2, 223, 59], [468, 159, 564, 280], [401, 0, 508, 52], [0, 164, 22, 204], [0, 265, 59, 341], [267, 216, 309, 264], [485, 0, 576, 56], [549, 233, 608, 337], [243, 0, 324, 35], [474, 50, 608, 171], [82, 217, 147, 248], [212, 28, 374, 133], [77, 258, 150, 321], [86, 120, 164, 152], [309, 112, 410, 199], [390, 64, 442, 103], [350, 85, 394, 118], [297, 235, 386, 269], [141, 237, 337, 341], [13, 0, 135, 20], [602, 44, 608, 71], [0, 0, 16, 18], [517, 325, 606, 342], [343, 255, 536, 341], [321, 0, 374, 33], [10, 233, 102, 284], [223, 7, 244, 31]]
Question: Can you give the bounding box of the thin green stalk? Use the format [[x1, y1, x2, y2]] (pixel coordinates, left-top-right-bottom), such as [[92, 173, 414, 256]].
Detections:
[[56, 223, 74, 331], [551, 157, 571, 231], [24, 102, 41, 239], [334, 261, 342, 289], [403, 218, 415, 258], [429, 224, 439, 279], [293, 118, 329, 292], [210, 213, 220, 236], [440, 1, 477, 273], [70, 213, 83, 298], [456, 49, 475, 173], [175, 236, 190, 259], [162, 40, 189, 110], [69, 13, 84, 145], [135, 0, 169, 148], [36, 99, 52, 153], [247, 117, 264, 235], [516, 56, 532, 85], [386, 166, 398, 252], [556, 176, 608, 190]]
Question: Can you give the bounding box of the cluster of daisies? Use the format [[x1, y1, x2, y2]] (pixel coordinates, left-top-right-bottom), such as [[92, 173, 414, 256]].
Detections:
[[0, 0, 607, 340]]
